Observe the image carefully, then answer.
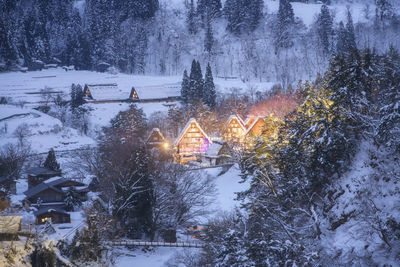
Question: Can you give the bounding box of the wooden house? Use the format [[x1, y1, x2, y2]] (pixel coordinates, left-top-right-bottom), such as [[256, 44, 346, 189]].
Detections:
[[146, 128, 166, 149], [0, 216, 22, 240], [129, 87, 139, 100], [35, 207, 70, 225], [222, 115, 246, 144], [244, 117, 266, 143], [204, 140, 232, 166], [24, 177, 86, 208], [27, 167, 61, 189], [174, 118, 211, 163], [244, 116, 257, 129], [83, 83, 127, 101]]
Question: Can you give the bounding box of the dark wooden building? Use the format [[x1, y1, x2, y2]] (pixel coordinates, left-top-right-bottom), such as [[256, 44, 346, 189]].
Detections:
[[129, 87, 139, 100], [35, 207, 71, 225], [146, 128, 166, 149], [27, 167, 61, 189]]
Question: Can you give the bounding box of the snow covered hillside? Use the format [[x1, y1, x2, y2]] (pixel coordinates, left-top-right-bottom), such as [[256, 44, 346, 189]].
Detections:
[[0, 104, 95, 153]]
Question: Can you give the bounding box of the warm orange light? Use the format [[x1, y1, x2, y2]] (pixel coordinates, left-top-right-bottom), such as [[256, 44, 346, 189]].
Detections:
[[163, 142, 169, 149]]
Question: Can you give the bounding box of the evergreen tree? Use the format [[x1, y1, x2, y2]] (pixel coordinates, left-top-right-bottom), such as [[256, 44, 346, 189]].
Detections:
[[204, 16, 214, 53], [197, 0, 222, 23], [345, 10, 356, 51], [188, 59, 204, 102], [181, 69, 190, 103], [274, 0, 295, 50], [316, 4, 334, 55], [187, 0, 198, 34], [43, 148, 61, 172], [224, 0, 264, 34], [203, 63, 216, 107], [336, 12, 357, 55], [64, 187, 82, 211], [376, 0, 393, 21]]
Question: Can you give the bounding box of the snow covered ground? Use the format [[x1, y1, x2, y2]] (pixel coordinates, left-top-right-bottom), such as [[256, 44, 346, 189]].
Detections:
[[0, 104, 95, 153]]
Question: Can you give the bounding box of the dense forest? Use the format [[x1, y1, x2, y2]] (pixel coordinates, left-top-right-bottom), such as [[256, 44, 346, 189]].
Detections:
[[1, 0, 399, 85]]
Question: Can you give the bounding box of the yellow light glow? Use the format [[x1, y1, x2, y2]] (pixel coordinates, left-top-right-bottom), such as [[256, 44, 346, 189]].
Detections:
[[163, 143, 169, 149]]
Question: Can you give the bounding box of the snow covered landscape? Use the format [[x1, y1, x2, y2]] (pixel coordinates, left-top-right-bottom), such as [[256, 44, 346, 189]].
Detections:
[[1, 0, 400, 266]]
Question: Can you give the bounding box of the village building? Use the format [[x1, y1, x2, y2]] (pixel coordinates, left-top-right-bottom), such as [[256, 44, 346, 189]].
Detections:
[[0, 216, 22, 241], [244, 115, 257, 129], [35, 207, 71, 225], [27, 167, 61, 189], [83, 83, 128, 101], [129, 87, 139, 100], [244, 117, 267, 145], [222, 115, 246, 144], [24, 177, 86, 208], [174, 118, 211, 163], [146, 128, 167, 149], [204, 140, 232, 166]]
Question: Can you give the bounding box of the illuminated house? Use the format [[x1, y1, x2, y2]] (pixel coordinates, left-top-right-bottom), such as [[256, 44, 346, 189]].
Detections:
[[83, 83, 126, 100], [174, 118, 211, 163], [222, 115, 246, 144], [244, 116, 266, 140], [129, 87, 139, 100], [146, 128, 166, 149], [244, 116, 257, 129]]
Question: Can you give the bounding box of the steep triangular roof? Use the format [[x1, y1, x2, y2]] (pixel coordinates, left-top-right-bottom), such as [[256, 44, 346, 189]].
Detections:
[[244, 116, 265, 136], [129, 87, 139, 99], [223, 115, 246, 132], [146, 128, 165, 144], [244, 115, 256, 129], [174, 118, 210, 146]]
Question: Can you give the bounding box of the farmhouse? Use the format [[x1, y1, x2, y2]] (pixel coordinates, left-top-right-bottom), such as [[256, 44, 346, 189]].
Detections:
[[24, 177, 86, 208], [146, 128, 166, 149], [27, 167, 61, 189], [174, 118, 211, 163], [222, 115, 246, 144], [129, 87, 139, 100], [35, 207, 70, 225], [83, 83, 128, 101], [244, 116, 266, 138]]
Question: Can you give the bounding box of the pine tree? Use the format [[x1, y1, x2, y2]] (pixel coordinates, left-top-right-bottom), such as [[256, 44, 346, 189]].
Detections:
[[316, 5, 334, 55], [195, 60, 204, 101], [376, 0, 393, 21], [224, 0, 263, 34], [181, 69, 190, 103], [345, 10, 356, 52], [204, 16, 214, 53], [64, 187, 82, 211], [275, 0, 295, 50], [43, 148, 61, 172], [188, 60, 204, 102], [336, 12, 357, 55], [203, 63, 216, 107], [197, 0, 222, 24], [187, 0, 198, 34]]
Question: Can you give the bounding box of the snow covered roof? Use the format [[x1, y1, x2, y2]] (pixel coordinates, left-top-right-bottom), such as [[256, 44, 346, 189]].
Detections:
[[44, 177, 85, 188], [27, 167, 61, 177], [24, 183, 64, 199], [244, 116, 265, 136], [0, 216, 22, 234], [84, 83, 129, 101], [34, 207, 69, 216], [223, 115, 246, 131], [205, 142, 223, 157], [146, 128, 165, 144], [174, 118, 210, 146]]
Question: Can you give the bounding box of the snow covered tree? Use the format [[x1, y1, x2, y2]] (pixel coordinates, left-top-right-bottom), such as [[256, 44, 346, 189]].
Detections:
[[274, 0, 295, 50], [204, 17, 214, 53], [187, 59, 204, 103], [181, 69, 190, 103], [316, 4, 334, 55], [197, 0, 222, 23], [64, 187, 82, 211], [336, 11, 357, 55], [224, 0, 264, 34], [43, 148, 60, 172], [376, 0, 394, 21], [187, 0, 198, 34], [203, 63, 216, 107]]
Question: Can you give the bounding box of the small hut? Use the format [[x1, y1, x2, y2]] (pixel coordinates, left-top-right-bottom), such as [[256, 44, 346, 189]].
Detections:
[[0, 216, 22, 241], [129, 87, 139, 100], [35, 207, 70, 225], [174, 118, 211, 163], [222, 115, 246, 144], [146, 128, 166, 149]]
